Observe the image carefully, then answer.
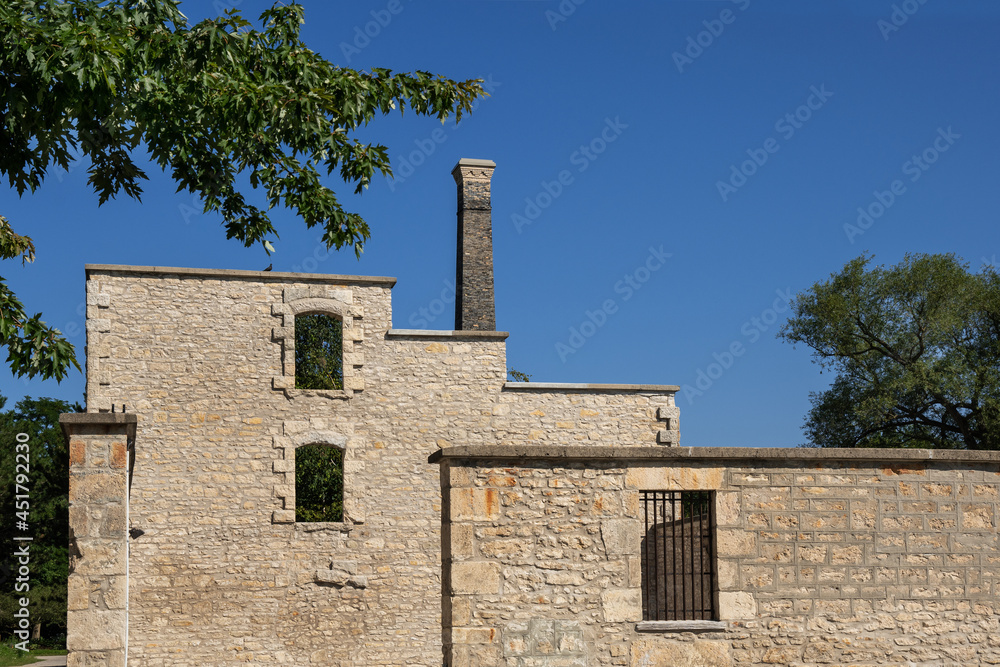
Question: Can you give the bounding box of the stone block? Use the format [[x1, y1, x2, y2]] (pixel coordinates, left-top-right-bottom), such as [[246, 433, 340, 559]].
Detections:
[[601, 519, 640, 557], [451, 488, 500, 521], [451, 626, 497, 644], [66, 610, 126, 650], [100, 505, 127, 537], [718, 591, 756, 619], [625, 466, 723, 491], [715, 529, 756, 557], [272, 510, 295, 523], [451, 561, 500, 595], [715, 491, 740, 526], [630, 638, 731, 667], [69, 472, 126, 505], [601, 588, 641, 622], [67, 577, 90, 611], [109, 441, 127, 469]]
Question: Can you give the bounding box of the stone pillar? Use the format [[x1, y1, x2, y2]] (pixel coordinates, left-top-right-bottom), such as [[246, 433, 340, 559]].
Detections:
[[61, 413, 137, 667], [453, 158, 496, 331]]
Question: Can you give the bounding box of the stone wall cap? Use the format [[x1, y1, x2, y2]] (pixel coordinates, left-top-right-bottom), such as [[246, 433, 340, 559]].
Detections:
[[428, 445, 1000, 465], [386, 329, 509, 341], [60, 412, 137, 440], [85, 264, 397, 287], [452, 158, 496, 173], [502, 382, 680, 393]]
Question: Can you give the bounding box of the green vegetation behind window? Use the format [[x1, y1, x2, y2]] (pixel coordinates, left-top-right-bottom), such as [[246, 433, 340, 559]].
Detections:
[[295, 313, 343, 390], [295, 445, 344, 522]]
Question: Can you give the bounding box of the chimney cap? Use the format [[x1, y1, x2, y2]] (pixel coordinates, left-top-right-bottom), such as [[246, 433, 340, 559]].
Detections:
[[452, 158, 496, 174]]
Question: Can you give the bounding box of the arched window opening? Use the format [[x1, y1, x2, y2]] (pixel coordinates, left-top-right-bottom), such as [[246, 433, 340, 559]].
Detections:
[[295, 312, 343, 390], [295, 445, 344, 522]]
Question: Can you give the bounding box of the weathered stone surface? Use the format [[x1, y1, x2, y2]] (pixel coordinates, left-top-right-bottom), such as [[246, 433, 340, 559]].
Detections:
[[451, 561, 500, 595], [602, 589, 641, 622], [630, 637, 731, 667], [440, 452, 1000, 666]]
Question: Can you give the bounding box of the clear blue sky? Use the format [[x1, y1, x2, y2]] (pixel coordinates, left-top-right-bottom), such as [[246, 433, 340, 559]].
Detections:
[[2, 0, 998, 446]]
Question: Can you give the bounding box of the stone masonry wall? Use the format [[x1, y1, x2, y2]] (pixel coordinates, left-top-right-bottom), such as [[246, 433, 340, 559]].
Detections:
[[80, 265, 678, 666], [63, 413, 136, 667], [435, 447, 1000, 667]]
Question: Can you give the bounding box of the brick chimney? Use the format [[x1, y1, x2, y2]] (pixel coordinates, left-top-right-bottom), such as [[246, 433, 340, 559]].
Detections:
[[453, 158, 496, 330]]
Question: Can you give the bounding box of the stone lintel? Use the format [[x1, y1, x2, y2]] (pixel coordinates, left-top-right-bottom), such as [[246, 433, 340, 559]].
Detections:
[[429, 445, 1000, 465]]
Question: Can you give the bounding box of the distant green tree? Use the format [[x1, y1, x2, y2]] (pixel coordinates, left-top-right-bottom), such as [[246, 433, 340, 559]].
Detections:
[[295, 313, 342, 390], [295, 445, 343, 522], [0, 395, 81, 644], [780, 253, 1000, 449], [0, 0, 485, 382]]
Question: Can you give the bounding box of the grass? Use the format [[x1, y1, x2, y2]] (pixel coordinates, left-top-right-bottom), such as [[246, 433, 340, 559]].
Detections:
[[0, 642, 67, 667]]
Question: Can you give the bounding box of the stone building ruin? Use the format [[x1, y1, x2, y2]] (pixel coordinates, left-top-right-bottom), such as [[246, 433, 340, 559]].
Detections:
[[63, 160, 1000, 666]]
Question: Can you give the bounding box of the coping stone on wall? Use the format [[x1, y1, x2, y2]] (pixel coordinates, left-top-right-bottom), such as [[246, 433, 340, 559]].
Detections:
[[428, 445, 1000, 465]]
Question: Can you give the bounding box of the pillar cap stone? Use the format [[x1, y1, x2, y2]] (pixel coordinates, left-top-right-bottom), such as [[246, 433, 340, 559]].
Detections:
[[60, 412, 137, 441], [452, 158, 496, 175]]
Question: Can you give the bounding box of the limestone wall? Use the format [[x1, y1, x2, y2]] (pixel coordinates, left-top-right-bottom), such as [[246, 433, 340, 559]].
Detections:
[[434, 447, 1000, 667], [79, 265, 678, 666], [63, 413, 136, 667]]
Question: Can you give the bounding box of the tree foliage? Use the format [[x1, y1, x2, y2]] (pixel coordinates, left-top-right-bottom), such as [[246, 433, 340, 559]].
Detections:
[[294, 313, 342, 390], [780, 253, 1000, 450], [0, 395, 82, 643], [0, 0, 486, 381], [295, 445, 343, 522]]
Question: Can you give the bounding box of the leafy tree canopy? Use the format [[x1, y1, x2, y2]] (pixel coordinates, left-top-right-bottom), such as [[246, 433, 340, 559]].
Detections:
[[0, 394, 82, 642], [0, 0, 486, 382], [780, 253, 1000, 450]]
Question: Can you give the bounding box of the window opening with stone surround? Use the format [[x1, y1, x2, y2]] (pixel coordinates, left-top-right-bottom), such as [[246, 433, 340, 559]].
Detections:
[[640, 490, 716, 621], [294, 444, 344, 522], [294, 312, 343, 390]]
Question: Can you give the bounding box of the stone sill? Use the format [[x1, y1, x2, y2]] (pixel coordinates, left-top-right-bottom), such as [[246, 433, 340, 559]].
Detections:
[[294, 522, 355, 534], [281, 388, 351, 400], [636, 620, 727, 633]]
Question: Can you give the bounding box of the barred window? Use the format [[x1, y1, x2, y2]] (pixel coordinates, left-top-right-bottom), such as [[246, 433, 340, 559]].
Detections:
[[640, 491, 716, 621]]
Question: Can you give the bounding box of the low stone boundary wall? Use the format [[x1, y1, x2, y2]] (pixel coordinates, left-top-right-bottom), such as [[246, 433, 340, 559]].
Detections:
[[431, 446, 1000, 667]]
